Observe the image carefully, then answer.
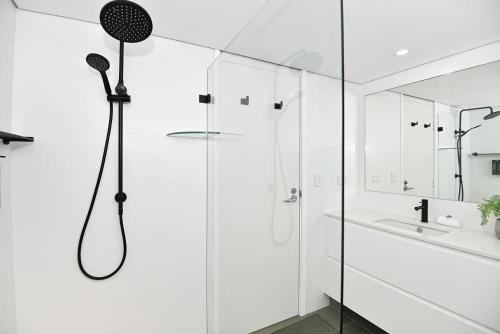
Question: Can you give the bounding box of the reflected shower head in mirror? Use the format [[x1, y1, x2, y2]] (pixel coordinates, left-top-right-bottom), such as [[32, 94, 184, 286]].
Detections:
[[86, 53, 112, 96], [483, 110, 500, 120], [100, 0, 153, 43], [460, 124, 482, 138]]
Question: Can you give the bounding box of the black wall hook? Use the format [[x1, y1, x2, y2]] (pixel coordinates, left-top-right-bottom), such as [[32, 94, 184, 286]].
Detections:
[[199, 94, 211, 104], [274, 101, 283, 110], [240, 96, 249, 105], [411, 121, 418, 127], [424, 123, 431, 128]]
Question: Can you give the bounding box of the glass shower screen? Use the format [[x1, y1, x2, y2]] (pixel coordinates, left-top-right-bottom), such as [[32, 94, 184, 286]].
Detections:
[[206, 1, 344, 333]]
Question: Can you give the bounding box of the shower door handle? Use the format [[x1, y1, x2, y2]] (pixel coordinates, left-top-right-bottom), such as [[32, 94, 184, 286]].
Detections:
[[403, 180, 414, 192], [283, 187, 298, 203]]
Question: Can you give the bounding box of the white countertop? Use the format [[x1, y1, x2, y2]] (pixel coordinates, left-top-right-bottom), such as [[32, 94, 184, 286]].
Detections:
[[325, 208, 500, 261]]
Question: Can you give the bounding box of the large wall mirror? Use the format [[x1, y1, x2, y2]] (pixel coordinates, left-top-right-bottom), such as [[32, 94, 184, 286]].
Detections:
[[365, 61, 500, 203]]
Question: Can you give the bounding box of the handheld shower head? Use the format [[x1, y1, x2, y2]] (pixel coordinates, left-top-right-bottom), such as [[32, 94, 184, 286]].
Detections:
[[483, 110, 500, 120], [86, 53, 112, 96], [86, 53, 110, 71], [100, 0, 153, 43]]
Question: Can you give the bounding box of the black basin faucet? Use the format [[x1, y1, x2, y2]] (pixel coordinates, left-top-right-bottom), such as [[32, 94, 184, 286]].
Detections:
[[414, 199, 429, 223]]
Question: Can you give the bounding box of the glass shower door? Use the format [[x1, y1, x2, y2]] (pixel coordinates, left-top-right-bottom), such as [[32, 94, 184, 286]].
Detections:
[[207, 57, 301, 334], [207, 0, 344, 333]]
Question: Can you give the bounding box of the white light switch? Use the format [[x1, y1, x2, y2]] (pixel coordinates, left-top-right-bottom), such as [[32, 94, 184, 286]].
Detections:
[[313, 172, 322, 188], [372, 173, 382, 183], [391, 169, 399, 182], [390, 170, 399, 182]]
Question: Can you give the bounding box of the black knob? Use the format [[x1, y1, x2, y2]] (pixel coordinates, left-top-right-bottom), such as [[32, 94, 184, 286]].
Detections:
[[115, 192, 127, 203], [115, 83, 127, 95]]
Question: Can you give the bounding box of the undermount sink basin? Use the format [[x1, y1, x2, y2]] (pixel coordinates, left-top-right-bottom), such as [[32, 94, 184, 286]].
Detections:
[[375, 218, 450, 237]]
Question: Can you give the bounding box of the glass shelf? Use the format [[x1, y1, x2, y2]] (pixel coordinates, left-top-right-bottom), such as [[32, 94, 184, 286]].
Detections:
[[166, 131, 243, 139], [438, 147, 461, 150]]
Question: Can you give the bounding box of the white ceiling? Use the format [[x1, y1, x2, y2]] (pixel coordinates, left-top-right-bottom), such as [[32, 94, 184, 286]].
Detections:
[[223, 0, 342, 79], [13, 0, 500, 83], [13, 0, 268, 49], [392, 61, 500, 109], [344, 0, 500, 83]]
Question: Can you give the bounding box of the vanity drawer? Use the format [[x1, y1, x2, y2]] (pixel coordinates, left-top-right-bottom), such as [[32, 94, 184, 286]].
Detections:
[[325, 257, 493, 334], [325, 217, 500, 331]]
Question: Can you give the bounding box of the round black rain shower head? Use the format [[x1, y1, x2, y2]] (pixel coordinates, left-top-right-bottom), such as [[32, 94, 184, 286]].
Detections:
[[483, 110, 500, 120], [100, 0, 153, 43], [86, 53, 110, 71]]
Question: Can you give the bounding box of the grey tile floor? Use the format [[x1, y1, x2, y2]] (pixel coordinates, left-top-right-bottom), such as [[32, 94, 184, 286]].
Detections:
[[251, 301, 387, 334]]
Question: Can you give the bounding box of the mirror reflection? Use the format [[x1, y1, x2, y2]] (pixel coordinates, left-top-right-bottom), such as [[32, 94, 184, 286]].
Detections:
[[365, 61, 500, 203]]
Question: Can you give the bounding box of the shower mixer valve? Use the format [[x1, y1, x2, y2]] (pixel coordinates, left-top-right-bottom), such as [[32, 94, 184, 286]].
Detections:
[[114, 192, 127, 203], [108, 82, 131, 102]]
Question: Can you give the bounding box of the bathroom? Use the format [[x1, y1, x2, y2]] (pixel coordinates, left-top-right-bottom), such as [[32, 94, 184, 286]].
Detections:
[[0, 0, 499, 333]]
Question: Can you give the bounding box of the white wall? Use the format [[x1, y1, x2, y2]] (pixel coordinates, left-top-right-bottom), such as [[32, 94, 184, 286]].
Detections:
[[10, 10, 215, 334], [400, 95, 435, 198], [436, 103, 459, 201], [0, 0, 18, 333], [301, 73, 360, 313], [357, 42, 500, 234], [365, 91, 401, 193]]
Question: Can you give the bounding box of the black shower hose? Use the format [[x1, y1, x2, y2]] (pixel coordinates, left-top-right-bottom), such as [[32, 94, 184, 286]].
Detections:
[[77, 101, 127, 280]]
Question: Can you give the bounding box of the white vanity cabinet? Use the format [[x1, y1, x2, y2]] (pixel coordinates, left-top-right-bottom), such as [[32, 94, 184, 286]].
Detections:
[[324, 213, 500, 334]]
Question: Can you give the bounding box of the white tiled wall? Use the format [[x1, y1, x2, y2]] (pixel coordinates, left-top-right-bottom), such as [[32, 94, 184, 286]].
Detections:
[[5, 9, 358, 333], [10, 10, 215, 334], [301, 73, 361, 313], [0, 0, 18, 333]]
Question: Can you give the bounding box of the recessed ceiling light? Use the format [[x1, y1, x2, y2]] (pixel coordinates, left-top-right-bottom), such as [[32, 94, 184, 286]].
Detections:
[[395, 49, 409, 56]]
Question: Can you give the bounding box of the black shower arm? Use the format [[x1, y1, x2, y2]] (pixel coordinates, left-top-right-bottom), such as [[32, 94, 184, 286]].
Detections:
[[112, 41, 129, 97], [118, 41, 124, 85], [457, 106, 493, 135], [458, 106, 493, 120]]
